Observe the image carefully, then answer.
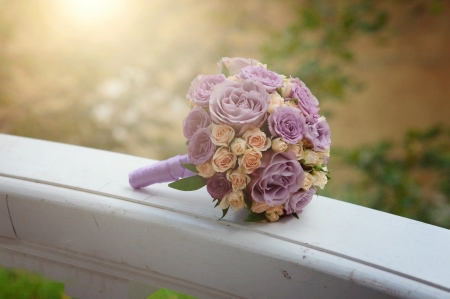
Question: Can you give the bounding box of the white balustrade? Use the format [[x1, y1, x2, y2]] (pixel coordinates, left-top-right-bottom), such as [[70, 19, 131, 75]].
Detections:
[[0, 134, 449, 299]]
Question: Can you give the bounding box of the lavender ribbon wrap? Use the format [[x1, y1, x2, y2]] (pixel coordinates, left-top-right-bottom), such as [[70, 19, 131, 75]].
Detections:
[[129, 154, 196, 189]]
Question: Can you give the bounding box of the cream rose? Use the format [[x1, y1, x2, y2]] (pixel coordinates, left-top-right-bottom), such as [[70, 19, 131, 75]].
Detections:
[[271, 138, 288, 152], [312, 171, 328, 189], [288, 142, 305, 160], [238, 148, 262, 174], [302, 172, 314, 190], [230, 138, 246, 156], [303, 149, 320, 165], [284, 100, 298, 109], [267, 92, 285, 114], [212, 147, 237, 172], [196, 161, 216, 178], [220, 190, 245, 211], [211, 124, 235, 147], [226, 169, 250, 191], [265, 205, 284, 222], [226, 75, 241, 82], [251, 201, 270, 213], [281, 79, 292, 98], [317, 148, 330, 164], [187, 99, 197, 108], [242, 127, 271, 151]]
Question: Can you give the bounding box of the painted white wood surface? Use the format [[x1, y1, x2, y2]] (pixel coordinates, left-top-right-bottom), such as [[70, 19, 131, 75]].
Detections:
[[0, 134, 449, 299]]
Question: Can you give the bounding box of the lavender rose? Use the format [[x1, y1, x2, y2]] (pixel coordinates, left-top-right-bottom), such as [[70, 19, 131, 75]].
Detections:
[[289, 78, 319, 105], [238, 66, 283, 93], [304, 118, 331, 151], [291, 83, 319, 124], [209, 79, 270, 132], [285, 188, 315, 215], [188, 128, 216, 165], [186, 74, 226, 107], [206, 172, 232, 200], [268, 106, 307, 144], [249, 150, 305, 206], [219, 57, 261, 75], [183, 106, 211, 140]]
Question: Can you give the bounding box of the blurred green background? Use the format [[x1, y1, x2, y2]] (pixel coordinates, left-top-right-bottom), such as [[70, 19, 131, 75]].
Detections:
[[1, 0, 449, 229]]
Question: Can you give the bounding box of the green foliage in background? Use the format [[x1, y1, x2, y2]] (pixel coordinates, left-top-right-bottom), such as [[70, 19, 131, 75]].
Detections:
[[263, 0, 388, 103], [334, 125, 450, 229], [263, 0, 443, 104], [0, 266, 73, 299]]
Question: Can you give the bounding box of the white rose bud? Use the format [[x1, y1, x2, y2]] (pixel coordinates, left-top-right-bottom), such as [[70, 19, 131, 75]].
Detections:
[[211, 124, 235, 147], [284, 100, 298, 109], [272, 138, 288, 152], [227, 75, 242, 82], [288, 141, 305, 160], [221, 190, 246, 211], [256, 62, 268, 69], [318, 148, 330, 160], [304, 149, 320, 165], [230, 138, 246, 156], [302, 172, 314, 190], [267, 92, 285, 114], [281, 80, 293, 98], [187, 99, 197, 108], [242, 127, 271, 151], [312, 171, 328, 189], [226, 169, 251, 191], [212, 147, 237, 172], [196, 161, 216, 178]]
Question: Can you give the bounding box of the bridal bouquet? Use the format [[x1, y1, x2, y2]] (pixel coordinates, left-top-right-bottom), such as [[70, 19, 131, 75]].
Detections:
[[129, 57, 331, 222]]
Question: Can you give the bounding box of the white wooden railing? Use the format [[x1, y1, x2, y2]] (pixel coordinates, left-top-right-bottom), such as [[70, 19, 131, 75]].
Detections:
[[0, 134, 449, 299]]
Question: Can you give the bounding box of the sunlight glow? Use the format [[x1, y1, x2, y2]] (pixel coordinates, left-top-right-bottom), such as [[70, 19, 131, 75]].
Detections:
[[60, 0, 123, 25]]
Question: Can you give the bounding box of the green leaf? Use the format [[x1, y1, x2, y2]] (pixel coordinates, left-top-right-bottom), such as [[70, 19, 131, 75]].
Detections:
[[214, 200, 220, 208], [292, 213, 299, 219], [244, 211, 266, 222], [168, 175, 206, 191], [218, 207, 229, 220], [220, 59, 229, 77], [181, 163, 198, 173]]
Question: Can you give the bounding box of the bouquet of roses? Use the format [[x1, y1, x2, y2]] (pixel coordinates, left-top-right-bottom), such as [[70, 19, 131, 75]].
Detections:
[[129, 57, 330, 222]]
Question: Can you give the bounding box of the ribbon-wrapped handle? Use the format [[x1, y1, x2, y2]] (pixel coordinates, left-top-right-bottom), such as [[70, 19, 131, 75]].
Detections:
[[129, 154, 196, 189]]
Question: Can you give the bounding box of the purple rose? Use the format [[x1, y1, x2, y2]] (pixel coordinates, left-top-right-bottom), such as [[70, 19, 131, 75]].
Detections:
[[186, 74, 226, 107], [268, 106, 307, 144], [237, 66, 283, 93], [183, 106, 211, 140], [219, 57, 260, 75], [289, 78, 319, 105], [304, 119, 331, 151], [285, 188, 315, 215], [291, 83, 319, 124], [249, 151, 304, 206], [206, 172, 232, 200], [209, 79, 270, 132], [188, 128, 216, 165]]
